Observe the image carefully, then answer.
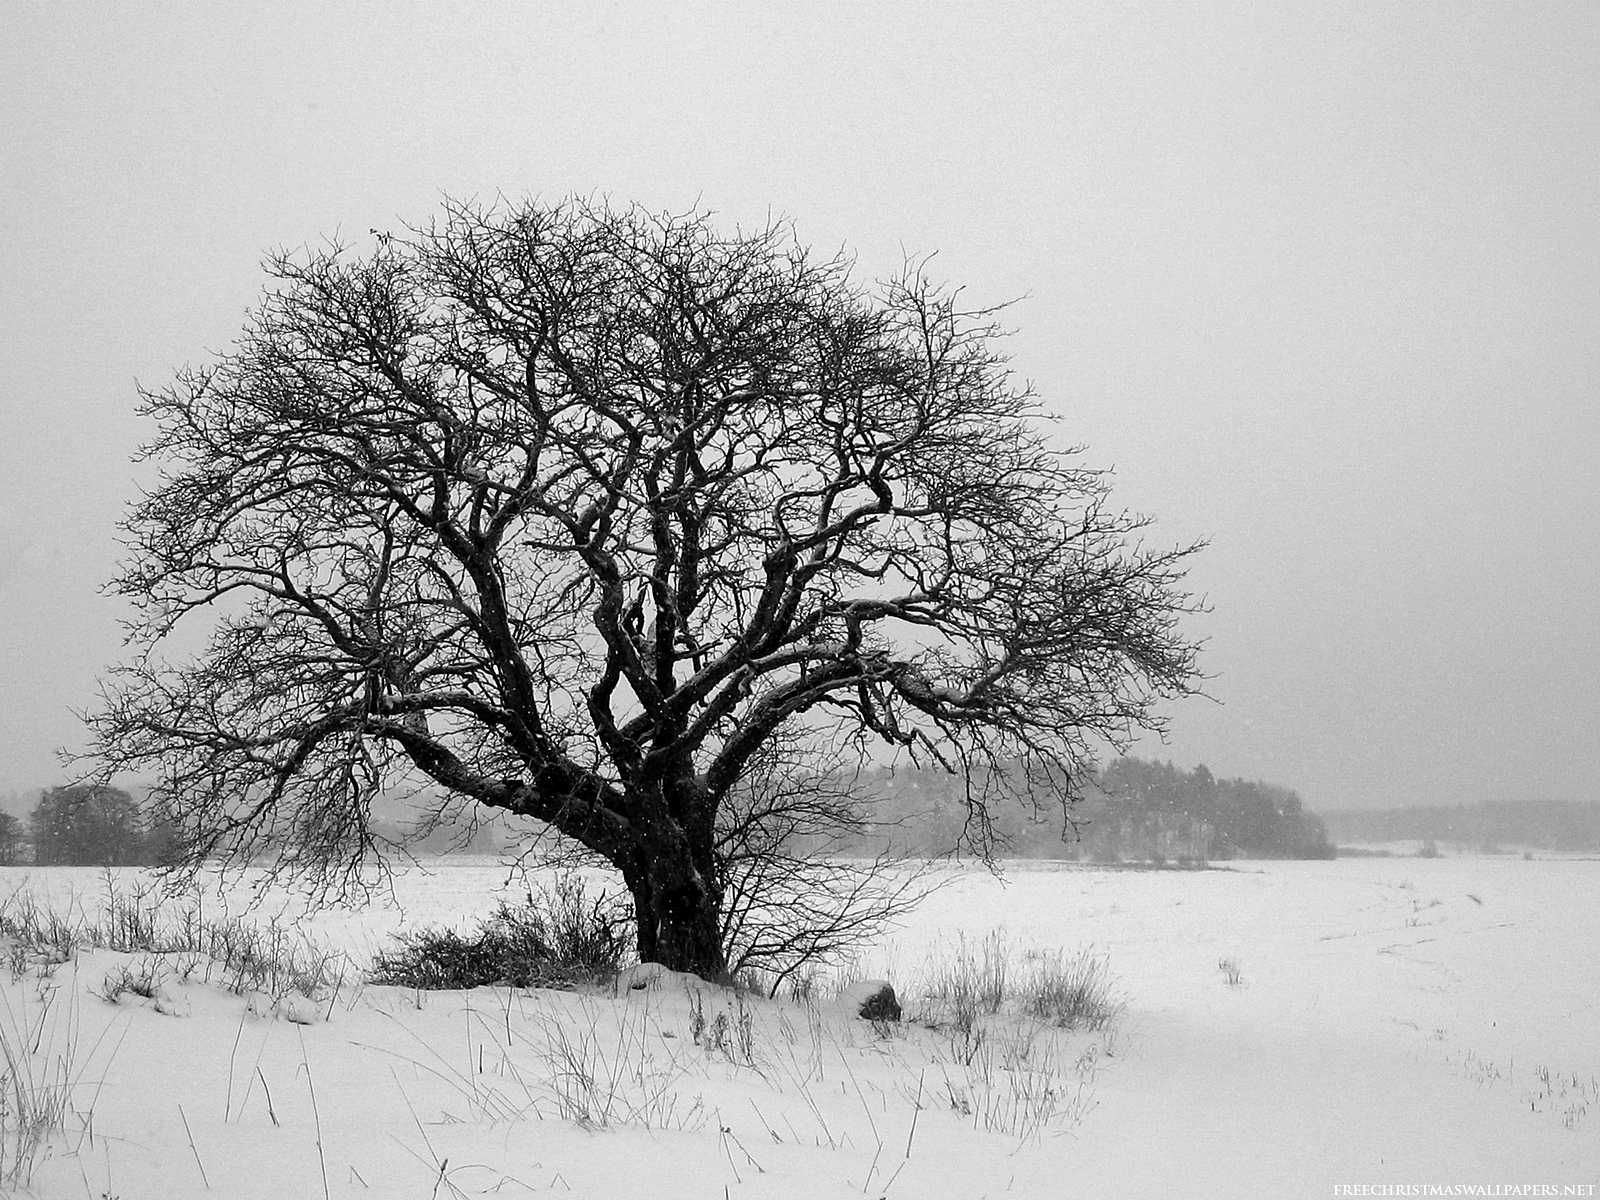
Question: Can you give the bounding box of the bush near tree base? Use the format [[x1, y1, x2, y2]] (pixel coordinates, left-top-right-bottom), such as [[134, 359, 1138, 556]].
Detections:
[[369, 876, 632, 990]]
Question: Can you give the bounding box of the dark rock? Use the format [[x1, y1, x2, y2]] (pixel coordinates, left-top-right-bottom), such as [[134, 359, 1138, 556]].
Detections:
[[842, 979, 901, 1022]]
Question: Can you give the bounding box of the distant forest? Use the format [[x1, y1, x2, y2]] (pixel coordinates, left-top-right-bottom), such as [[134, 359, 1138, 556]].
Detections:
[[837, 757, 1334, 863], [1323, 801, 1600, 853], [0, 785, 175, 867]]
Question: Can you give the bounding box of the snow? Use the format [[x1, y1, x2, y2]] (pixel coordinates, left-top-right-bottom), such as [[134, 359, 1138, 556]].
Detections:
[[2, 856, 1596, 1197]]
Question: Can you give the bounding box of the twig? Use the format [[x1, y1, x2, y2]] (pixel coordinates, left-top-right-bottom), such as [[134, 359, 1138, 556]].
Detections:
[[224, 1008, 247, 1122], [324, 962, 345, 1023], [237, 1021, 275, 1122], [178, 1103, 210, 1189], [724, 1125, 765, 1172], [719, 1125, 743, 1185], [863, 1142, 883, 1193], [884, 1160, 907, 1194], [749, 1098, 783, 1142], [256, 1066, 279, 1126], [74, 1147, 93, 1198], [392, 1067, 440, 1164], [905, 1068, 924, 1158], [300, 1027, 332, 1200]]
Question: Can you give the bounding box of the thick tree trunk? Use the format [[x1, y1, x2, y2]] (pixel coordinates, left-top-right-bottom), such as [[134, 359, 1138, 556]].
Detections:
[[623, 784, 728, 981], [627, 868, 728, 979], [652, 871, 726, 977]]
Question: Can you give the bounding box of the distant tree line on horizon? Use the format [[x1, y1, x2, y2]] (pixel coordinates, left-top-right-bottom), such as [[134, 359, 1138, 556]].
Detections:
[[1079, 758, 1335, 861], [840, 757, 1335, 863], [0, 785, 176, 867], [1323, 800, 1600, 854]]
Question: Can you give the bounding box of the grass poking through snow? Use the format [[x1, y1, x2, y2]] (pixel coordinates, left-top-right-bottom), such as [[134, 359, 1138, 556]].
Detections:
[[0, 873, 345, 1003], [921, 932, 1122, 1035], [0, 966, 125, 1189]]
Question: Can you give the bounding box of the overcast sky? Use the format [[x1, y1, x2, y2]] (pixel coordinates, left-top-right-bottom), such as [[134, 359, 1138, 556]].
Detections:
[[2, 3, 1595, 812]]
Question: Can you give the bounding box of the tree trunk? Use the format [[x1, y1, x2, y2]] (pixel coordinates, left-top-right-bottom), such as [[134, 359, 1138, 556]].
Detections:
[[649, 887, 727, 980], [623, 801, 728, 981], [626, 869, 727, 979]]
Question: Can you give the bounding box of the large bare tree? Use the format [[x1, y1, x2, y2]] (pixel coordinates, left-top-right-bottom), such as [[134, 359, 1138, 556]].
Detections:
[[89, 198, 1202, 979]]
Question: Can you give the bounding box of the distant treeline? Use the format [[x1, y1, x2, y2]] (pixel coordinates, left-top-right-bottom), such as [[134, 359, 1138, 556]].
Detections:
[[1074, 758, 1334, 861], [0, 785, 176, 867], [1323, 801, 1600, 853], [843, 757, 1334, 863]]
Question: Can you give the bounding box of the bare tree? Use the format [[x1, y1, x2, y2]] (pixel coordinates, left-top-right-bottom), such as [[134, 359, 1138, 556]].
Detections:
[[89, 198, 1202, 980]]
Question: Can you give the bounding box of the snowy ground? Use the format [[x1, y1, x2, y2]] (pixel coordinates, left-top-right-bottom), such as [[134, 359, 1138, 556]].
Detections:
[[1, 856, 1595, 1198]]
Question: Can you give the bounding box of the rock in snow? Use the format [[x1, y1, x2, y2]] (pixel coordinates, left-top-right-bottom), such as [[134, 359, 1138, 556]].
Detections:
[[840, 978, 902, 1021]]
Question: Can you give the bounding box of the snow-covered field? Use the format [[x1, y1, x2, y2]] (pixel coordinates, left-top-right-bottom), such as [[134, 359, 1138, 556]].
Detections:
[[1, 856, 1595, 1198]]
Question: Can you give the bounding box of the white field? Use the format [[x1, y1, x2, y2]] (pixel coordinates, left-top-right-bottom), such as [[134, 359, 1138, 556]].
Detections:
[[1, 856, 1596, 1198]]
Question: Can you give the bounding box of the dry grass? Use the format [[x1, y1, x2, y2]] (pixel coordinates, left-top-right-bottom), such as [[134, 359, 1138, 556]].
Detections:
[[920, 932, 1121, 1035], [0, 875, 345, 1002], [0, 967, 124, 1188]]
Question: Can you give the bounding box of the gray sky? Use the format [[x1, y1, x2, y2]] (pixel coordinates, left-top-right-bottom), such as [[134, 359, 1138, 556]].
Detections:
[[2, 3, 1596, 812]]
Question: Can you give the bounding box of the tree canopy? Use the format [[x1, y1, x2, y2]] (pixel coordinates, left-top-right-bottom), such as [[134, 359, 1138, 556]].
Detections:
[[90, 198, 1203, 977], [29, 785, 160, 867]]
